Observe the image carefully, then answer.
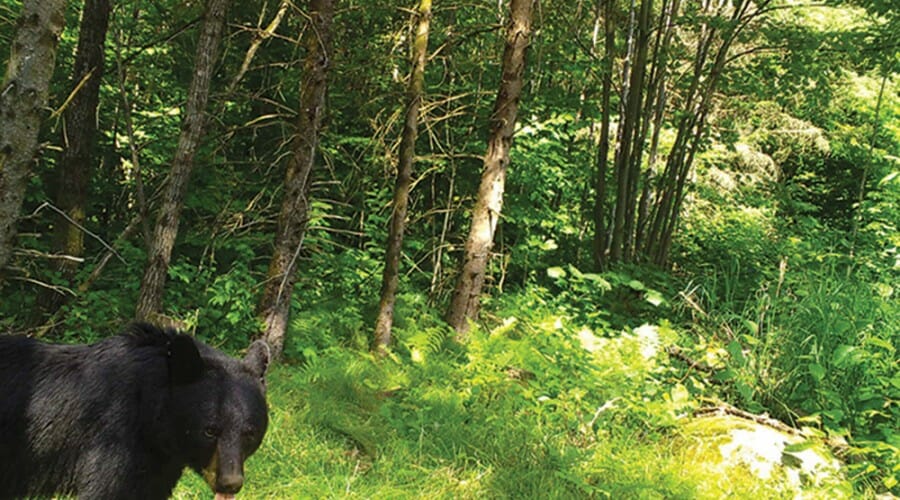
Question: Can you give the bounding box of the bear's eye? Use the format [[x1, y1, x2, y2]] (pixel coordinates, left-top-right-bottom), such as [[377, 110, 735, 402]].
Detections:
[[203, 426, 220, 439]]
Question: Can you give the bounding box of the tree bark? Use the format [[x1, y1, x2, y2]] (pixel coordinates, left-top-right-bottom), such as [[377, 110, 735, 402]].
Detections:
[[135, 0, 230, 320], [0, 0, 67, 279], [257, 0, 334, 359], [592, 0, 616, 271], [446, 0, 533, 338], [610, 0, 652, 263], [635, 0, 677, 255], [38, 0, 111, 314], [373, 0, 432, 354]]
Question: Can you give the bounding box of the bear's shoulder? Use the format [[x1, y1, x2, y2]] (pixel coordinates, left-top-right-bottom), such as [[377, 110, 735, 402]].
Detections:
[[118, 322, 180, 348]]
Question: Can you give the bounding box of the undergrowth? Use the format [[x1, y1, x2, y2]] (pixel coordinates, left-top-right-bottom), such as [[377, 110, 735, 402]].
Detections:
[[173, 283, 869, 498]]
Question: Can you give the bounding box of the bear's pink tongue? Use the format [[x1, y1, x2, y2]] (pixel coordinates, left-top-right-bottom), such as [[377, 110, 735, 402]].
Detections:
[[214, 494, 236, 500]]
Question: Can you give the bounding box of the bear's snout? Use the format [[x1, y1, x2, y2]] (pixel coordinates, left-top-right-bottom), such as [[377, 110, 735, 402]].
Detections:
[[216, 471, 244, 494]]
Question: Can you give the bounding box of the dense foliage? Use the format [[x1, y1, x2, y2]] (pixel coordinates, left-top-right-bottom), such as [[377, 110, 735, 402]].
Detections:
[[0, 0, 897, 495]]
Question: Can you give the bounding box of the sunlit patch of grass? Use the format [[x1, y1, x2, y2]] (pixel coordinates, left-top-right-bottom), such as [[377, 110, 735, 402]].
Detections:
[[174, 289, 871, 498]]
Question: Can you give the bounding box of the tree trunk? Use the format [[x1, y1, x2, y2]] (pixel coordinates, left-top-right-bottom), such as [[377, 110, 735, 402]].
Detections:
[[446, 0, 533, 338], [135, 0, 230, 320], [592, 0, 616, 270], [0, 0, 67, 279], [38, 0, 111, 314], [612, 0, 652, 263], [635, 0, 677, 255], [257, 0, 334, 359], [647, 0, 760, 265], [373, 0, 432, 354]]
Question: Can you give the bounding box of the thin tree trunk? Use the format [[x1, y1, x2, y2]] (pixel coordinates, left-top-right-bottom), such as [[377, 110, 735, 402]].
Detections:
[[446, 0, 533, 338], [592, 0, 615, 270], [635, 0, 677, 254], [38, 0, 111, 314], [848, 59, 889, 260], [622, 0, 653, 262], [649, 0, 760, 265], [374, 0, 432, 354], [135, 0, 230, 320], [610, 0, 651, 263], [643, 0, 717, 260], [257, 0, 334, 359], [114, 29, 153, 247], [0, 0, 67, 279]]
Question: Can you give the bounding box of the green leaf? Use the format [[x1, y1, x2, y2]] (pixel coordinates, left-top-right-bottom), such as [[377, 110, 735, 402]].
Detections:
[[626, 280, 646, 291], [808, 363, 826, 381], [645, 290, 666, 307], [713, 368, 736, 382], [784, 440, 816, 453], [582, 273, 612, 291], [831, 345, 855, 367], [547, 266, 567, 279], [866, 336, 895, 352], [726, 340, 746, 366], [742, 320, 759, 336], [740, 333, 760, 346], [567, 265, 584, 278]]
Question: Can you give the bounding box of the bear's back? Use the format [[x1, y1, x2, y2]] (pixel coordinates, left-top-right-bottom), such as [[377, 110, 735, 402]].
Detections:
[[0, 332, 171, 498]]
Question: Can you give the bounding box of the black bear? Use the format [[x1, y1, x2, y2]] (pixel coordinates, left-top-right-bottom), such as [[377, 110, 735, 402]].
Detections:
[[0, 322, 269, 500]]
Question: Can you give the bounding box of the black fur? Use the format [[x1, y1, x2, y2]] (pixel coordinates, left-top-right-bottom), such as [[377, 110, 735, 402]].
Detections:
[[0, 323, 269, 499]]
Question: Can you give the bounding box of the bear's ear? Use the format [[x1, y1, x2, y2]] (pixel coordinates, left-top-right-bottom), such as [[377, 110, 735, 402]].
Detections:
[[167, 335, 204, 385], [244, 340, 270, 380]]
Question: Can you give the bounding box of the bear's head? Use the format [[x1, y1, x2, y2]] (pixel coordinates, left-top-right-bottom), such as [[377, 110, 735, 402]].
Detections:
[[164, 335, 270, 498]]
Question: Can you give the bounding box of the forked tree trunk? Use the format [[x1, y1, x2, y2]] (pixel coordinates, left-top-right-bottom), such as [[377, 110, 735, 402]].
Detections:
[[135, 0, 230, 321], [38, 0, 111, 314], [373, 0, 432, 354], [446, 0, 533, 338], [0, 0, 66, 279], [257, 0, 334, 359]]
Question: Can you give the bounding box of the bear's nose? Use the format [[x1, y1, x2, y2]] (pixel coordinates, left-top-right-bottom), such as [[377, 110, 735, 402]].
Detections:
[[217, 473, 244, 494]]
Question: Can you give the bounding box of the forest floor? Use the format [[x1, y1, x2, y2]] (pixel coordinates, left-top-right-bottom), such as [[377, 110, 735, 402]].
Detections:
[[170, 288, 878, 499]]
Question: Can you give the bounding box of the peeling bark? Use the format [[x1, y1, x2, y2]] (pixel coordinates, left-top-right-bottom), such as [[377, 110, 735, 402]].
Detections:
[[0, 0, 67, 279]]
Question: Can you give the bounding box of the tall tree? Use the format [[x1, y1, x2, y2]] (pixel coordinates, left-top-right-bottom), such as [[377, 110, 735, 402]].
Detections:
[[446, 0, 534, 337], [257, 0, 334, 359], [135, 0, 230, 321], [0, 0, 67, 279], [373, 0, 433, 354], [609, 0, 652, 263], [38, 0, 111, 314], [592, 0, 617, 270]]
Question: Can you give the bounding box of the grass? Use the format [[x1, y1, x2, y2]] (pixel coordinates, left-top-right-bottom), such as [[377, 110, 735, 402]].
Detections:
[[172, 298, 862, 499]]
